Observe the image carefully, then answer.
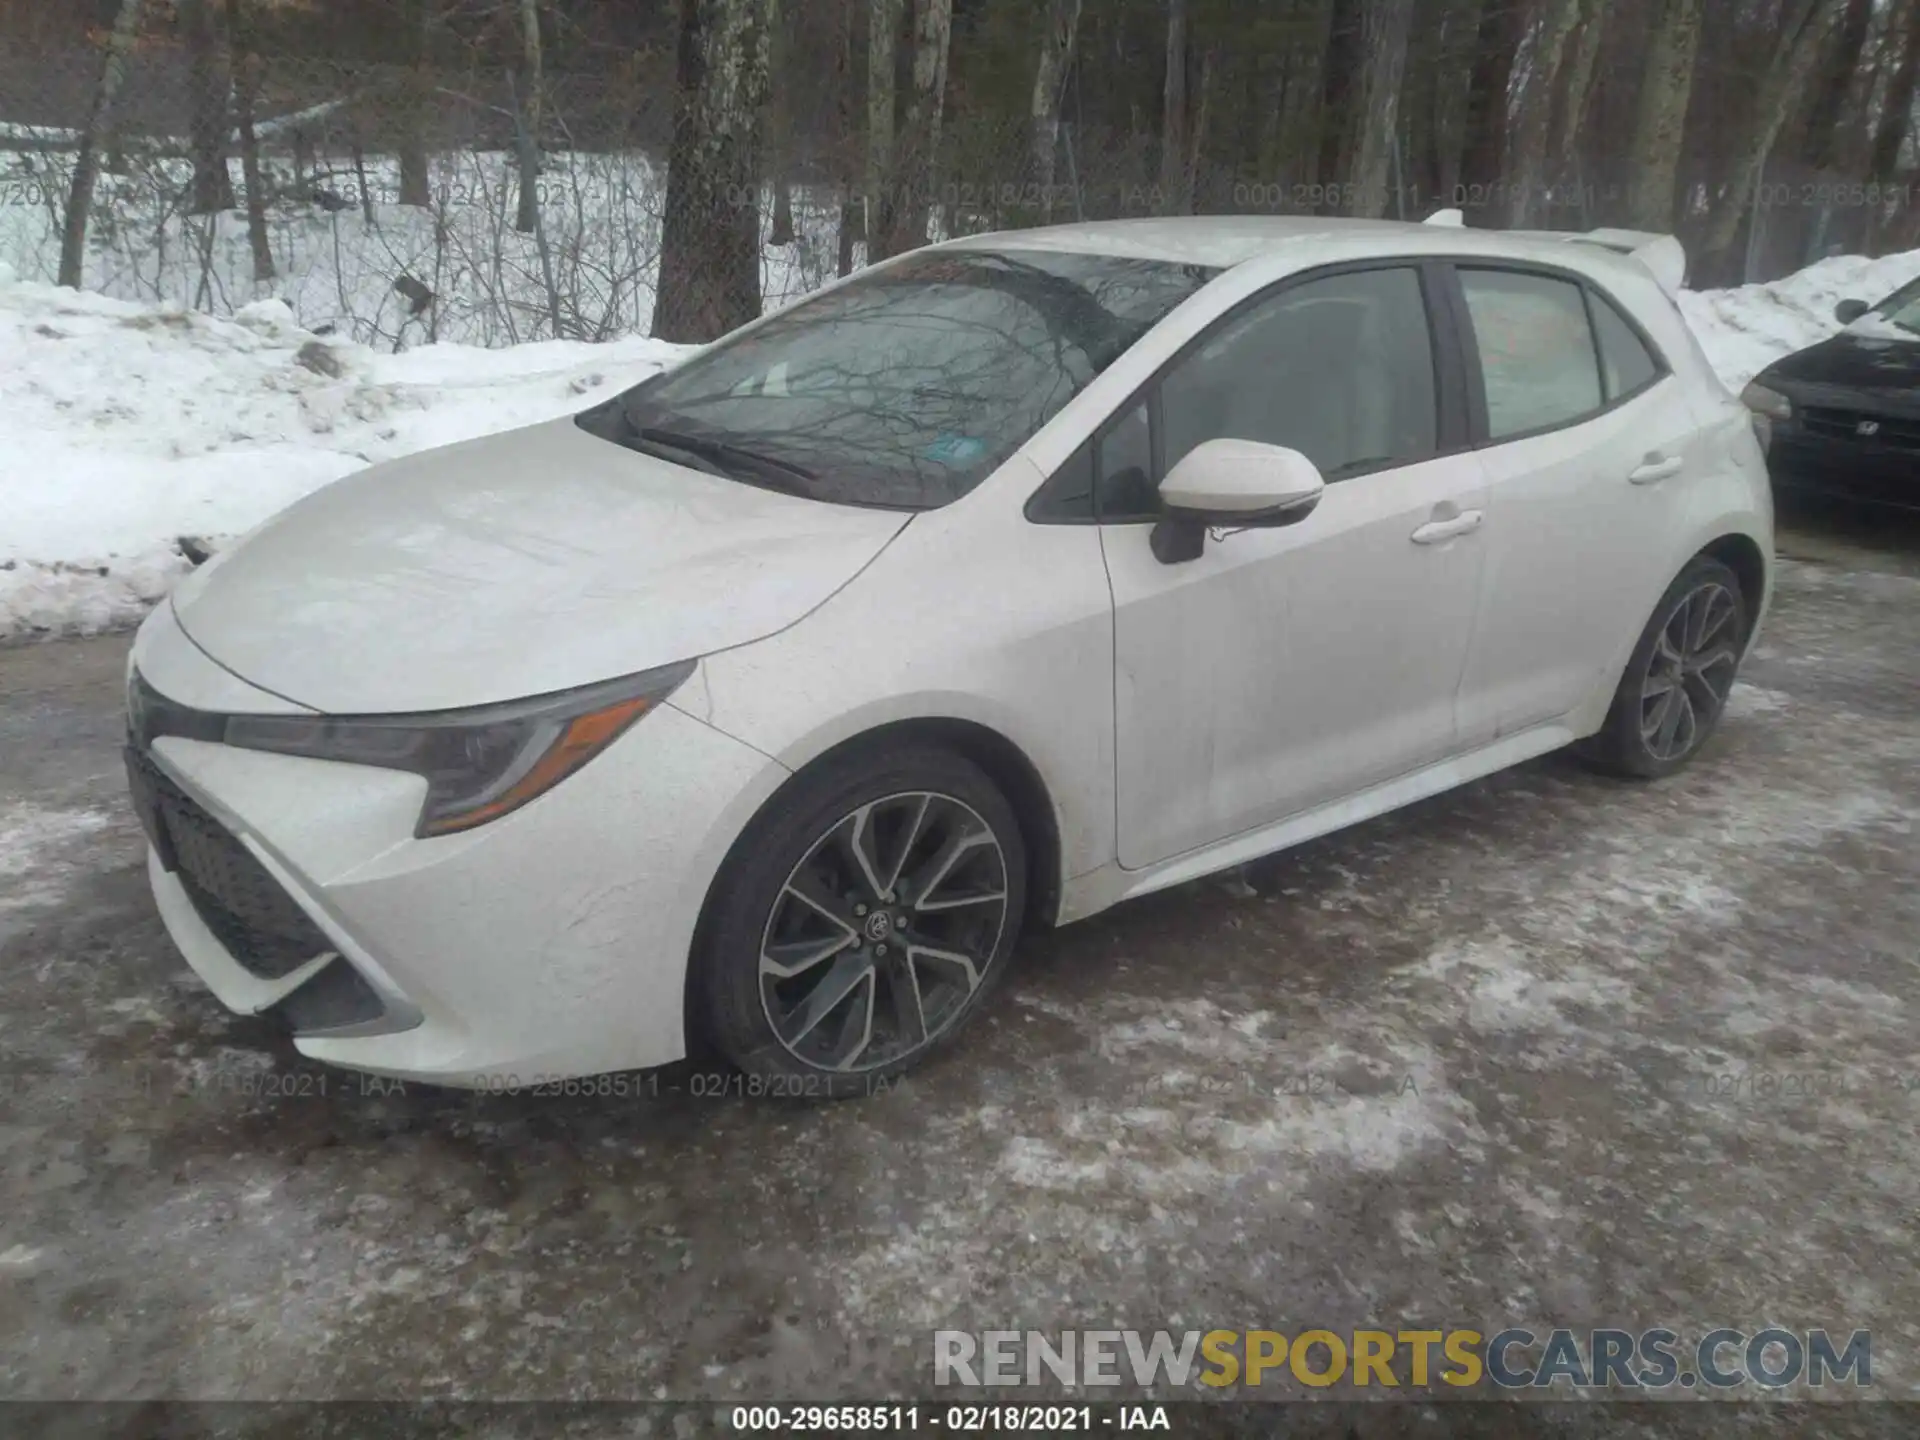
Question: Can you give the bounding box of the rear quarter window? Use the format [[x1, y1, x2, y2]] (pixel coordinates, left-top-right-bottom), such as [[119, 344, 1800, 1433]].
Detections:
[[1589, 291, 1661, 400]]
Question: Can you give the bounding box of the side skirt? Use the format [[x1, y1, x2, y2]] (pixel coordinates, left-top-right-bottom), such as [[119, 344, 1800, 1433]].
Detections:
[[1055, 720, 1579, 924]]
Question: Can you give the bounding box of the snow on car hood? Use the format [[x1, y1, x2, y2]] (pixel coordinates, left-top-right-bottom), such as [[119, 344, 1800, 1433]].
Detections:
[[169, 416, 909, 713]]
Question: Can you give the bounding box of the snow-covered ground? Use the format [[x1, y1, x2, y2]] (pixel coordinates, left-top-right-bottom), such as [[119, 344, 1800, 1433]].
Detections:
[[0, 269, 691, 636], [4, 242, 1918, 641]]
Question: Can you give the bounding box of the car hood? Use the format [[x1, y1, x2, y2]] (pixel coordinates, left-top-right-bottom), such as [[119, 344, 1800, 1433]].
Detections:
[[1763, 331, 1920, 400], [170, 417, 911, 713]]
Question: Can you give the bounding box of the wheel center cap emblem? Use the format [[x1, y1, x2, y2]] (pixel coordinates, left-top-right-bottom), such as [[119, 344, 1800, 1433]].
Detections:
[[864, 911, 894, 942]]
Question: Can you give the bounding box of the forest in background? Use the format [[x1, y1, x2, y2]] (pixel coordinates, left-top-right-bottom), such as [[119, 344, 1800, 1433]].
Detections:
[[3, 0, 1917, 343]]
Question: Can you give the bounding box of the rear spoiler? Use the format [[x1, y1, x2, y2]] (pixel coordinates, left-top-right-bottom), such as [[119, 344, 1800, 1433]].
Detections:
[[1421, 212, 1688, 297]]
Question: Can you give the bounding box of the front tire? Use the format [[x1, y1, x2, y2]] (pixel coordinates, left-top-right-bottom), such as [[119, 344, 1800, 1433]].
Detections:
[[1581, 556, 1748, 779], [694, 743, 1027, 1098]]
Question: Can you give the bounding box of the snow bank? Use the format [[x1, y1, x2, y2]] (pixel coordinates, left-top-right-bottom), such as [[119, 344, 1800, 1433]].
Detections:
[[0, 272, 688, 638], [4, 246, 1917, 641], [1675, 249, 1920, 391]]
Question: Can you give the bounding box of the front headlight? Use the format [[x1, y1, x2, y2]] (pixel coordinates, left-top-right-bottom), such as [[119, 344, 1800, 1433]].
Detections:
[[223, 660, 694, 837], [1740, 381, 1793, 421], [1739, 381, 1791, 453]]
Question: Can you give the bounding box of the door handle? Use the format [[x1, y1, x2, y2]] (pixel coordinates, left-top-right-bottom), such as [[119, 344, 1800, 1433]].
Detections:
[[1410, 509, 1484, 545], [1629, 455, 1684, 485]]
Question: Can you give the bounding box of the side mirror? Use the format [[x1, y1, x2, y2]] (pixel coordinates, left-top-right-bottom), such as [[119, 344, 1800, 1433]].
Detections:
[[1151, 438, 1326, 564], [1835, 299, 1870, 325]]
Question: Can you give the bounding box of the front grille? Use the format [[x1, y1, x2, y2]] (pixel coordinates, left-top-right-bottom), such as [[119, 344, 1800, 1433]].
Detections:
[[272, 958, 386, 1033], [1799, 407, 1920, 451], [126, 745, 335, 980]]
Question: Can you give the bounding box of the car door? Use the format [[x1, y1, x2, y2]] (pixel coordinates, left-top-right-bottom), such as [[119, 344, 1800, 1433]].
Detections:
[[1098, 263, 1491, 872], [1447, 265, 1700, 744]]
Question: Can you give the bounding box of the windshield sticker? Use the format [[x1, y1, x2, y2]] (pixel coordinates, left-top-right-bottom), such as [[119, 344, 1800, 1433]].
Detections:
[[925, 434, 988, 465]]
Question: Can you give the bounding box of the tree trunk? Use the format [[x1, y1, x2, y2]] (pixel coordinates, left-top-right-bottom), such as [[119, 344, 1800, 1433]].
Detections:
[[352, 136, 377, 224], [653, 0, 777, 341], [836, 0, 861, 274], [398, 0, 432, 208], [1507, 0, 1585, 226], [1029, 0, 1082, 219], [1317, 0, 1363, 208], [771, 175, 795, 245], [1186, 46, 1214, 209], [1427, 0, 1483, 204], [865, 0, 902, 253], [1155, 0, 1189, 213], [874, 0, 952, 257], [1700, 0, 1839, 264], [1460, 0, 1523, 196], [398, 143, 431, 208], [1865, 0, 1920, 252], [1549, 0, 1607, 198], [1274, 0, 1334, 190], [513, 0, 544, 234], [1625, 0, 1704, 232], [1869, 0, 1920, 181], [225, 0, 274, 282], [58, 0, 144, 288], [182, 0, 235, 214], [1800, 0, 1872, 170], [1348, 0, 1414, 217]]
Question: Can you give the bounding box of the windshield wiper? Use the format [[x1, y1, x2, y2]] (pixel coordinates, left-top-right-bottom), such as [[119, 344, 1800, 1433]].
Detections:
[[636, 426, 817, 494]]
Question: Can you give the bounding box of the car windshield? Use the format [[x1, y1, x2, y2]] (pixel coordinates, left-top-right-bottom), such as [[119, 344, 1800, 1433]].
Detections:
[[1873, 279, 1920, 336], [587, 249, 1217, 509]]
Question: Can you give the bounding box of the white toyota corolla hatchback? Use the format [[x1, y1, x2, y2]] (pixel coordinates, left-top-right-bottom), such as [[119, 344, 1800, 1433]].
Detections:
[[126, 216, 1772, 1096]]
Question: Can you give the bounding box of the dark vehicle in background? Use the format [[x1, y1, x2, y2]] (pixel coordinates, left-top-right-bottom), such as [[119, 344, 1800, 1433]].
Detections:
[[1742, 278, 1920, 512]]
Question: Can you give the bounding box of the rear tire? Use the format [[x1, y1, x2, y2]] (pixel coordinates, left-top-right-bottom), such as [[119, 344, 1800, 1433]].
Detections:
[[1580, 556, 1748, 779], [693, 742, 1027, 1099]]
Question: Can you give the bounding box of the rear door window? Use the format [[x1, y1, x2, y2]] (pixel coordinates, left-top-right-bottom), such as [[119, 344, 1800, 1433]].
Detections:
[[1458, 269, 1604, 439]]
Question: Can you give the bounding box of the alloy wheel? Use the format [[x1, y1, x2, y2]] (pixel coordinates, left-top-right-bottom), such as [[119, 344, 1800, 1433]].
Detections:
[[1639, 581, 1741, 763], [758, 791, 1010, 1074]]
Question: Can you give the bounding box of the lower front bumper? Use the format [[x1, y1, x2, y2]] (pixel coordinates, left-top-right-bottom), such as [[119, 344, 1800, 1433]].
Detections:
[[139, 696, 789, 1088], [148, 849, 334, 1014], [1768, 437, 1919, 511]]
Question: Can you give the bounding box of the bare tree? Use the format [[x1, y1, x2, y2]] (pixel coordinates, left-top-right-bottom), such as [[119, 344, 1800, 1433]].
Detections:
[[1272, 0, 1335, 190], [513, 0, 544, 234], [1549, 0, 1607, 195], [182, 0, 236, 214], [866, 0, 902, 255], [1800, 0, 1873, 171], [1155, 0, 1190, 213], [225, 0, 274, 282], [1870, 0, 1920, 183], [1626, 0, 1704, 231], [57, 0, 144, 288], [1700, 0, 1843, 265], [836, 0, 862, 275], [1507, 0, 1586, 225], [872, 0, 952, 257], [654, 0, 778, 340], [767, 3, 796, 245], [1460, 0, 1523, 192], [398, 0, 433, 208], [1029, 0, 1083, 220], [1422, 0, 1482, 203], [1348, 0, 1414, 217]]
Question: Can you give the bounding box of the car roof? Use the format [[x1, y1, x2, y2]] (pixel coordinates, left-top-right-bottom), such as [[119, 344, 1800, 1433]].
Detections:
[[942, 215, 1660, 290]]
